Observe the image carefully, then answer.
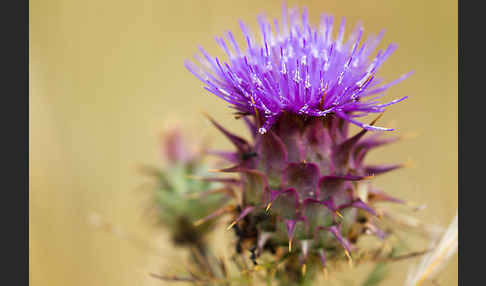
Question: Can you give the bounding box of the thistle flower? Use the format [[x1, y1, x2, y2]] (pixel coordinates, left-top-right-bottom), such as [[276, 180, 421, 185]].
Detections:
[[185, 5, 412, 134], [186, 5, 411, 285]]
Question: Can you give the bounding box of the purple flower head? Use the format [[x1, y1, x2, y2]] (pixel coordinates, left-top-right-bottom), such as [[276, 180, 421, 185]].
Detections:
[[186, 5, 412, 134]]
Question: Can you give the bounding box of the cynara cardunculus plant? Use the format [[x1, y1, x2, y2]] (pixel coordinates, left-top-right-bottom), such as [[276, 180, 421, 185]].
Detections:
[[147, 5, 457, 286], [184, 5, 412, 285]]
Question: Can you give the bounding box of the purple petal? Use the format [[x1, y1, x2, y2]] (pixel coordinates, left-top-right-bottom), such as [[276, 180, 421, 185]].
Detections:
[[186, 6, 409, 131]]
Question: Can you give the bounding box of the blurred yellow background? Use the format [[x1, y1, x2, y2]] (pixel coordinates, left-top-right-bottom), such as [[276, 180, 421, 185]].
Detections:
[[30, 0, 457, 285]]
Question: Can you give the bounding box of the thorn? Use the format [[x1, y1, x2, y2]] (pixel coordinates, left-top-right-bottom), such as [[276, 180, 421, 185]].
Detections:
[[402, 158, 415, 169], [335, 210, 344, 219], [301, 264, 307, 276], [288, 239, 293, 252], [194, 218, 205, 227], [226, 220, 238, 231], [344, 250, 353, 268], [265, 202, 273, 212]]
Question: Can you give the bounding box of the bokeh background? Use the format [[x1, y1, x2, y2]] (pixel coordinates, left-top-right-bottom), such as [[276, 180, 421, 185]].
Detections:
[[30, 0, 457, 285]]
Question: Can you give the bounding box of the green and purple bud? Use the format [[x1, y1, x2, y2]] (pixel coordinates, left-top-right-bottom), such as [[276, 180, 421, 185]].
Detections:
[[142, 129, 232, 251], [185, 4, 411, 284]]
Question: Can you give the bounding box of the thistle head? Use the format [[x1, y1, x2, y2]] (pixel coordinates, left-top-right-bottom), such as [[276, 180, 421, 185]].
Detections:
[[186, 5, 412, 134], [185, 4, 411, 284]]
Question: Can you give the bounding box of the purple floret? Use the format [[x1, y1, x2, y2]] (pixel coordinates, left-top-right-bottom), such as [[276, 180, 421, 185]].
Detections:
[[186, 5, 411, 134]]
